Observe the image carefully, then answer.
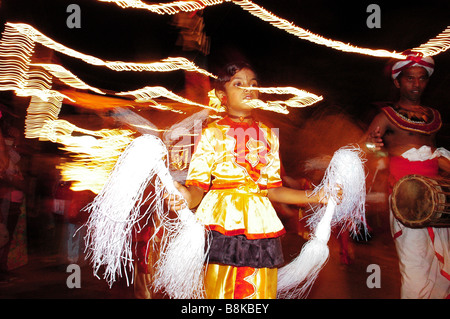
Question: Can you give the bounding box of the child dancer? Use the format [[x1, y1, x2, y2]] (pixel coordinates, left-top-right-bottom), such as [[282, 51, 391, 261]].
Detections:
[[169, 62, 326, 299]]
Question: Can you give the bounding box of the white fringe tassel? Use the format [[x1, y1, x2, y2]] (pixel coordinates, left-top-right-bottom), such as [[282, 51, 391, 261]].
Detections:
[[83, 135, 209, 298], [152, 206, 209, 299], [151, 149, 209, 299], [277, 145, 366, 299]]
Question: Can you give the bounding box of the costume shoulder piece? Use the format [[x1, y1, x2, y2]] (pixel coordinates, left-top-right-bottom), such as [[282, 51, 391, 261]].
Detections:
[[381, 105, 442, 134]]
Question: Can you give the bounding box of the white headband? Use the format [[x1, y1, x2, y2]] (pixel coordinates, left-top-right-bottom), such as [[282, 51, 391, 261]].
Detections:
[[392, 53, 434, 79]]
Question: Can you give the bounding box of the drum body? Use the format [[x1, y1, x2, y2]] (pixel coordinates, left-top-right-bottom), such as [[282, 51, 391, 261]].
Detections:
[[391, 174, 450, 228]]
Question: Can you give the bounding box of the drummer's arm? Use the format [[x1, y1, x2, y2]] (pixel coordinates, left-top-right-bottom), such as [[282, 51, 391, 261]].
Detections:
[[361, 112, 389, 153], [438, 156, 450, 177]]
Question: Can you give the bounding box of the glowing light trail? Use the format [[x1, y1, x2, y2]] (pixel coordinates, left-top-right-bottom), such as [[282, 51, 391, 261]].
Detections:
[[0, 24, 216, 114], [99, 0, 224, 15], [25, 96, 64, 139], [231, 0, 405, 59], [117, 86, 219, 111], [32, 63, 106, 95], [411, 26, 450, 57], [0, 23, 35, 91], [54, 122, 136, 193], [242, 86, 324, 114], [116, 85, 324, 114], [5, 22, 216, 78], [99, 0, 450, 59]]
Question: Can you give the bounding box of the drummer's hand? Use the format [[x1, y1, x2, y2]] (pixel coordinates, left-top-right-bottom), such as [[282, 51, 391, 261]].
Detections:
[[164, 181, 189, 212], [366, 126, 383, 152]]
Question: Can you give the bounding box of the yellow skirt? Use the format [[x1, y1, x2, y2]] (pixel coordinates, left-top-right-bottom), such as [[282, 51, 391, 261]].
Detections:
[[195, 189, 285, 239], [204, 263, 278, 299]]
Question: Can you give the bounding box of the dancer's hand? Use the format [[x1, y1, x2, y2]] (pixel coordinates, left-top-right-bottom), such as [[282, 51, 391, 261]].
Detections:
[[316, 184, 343, 205], [333, 184, 343, 204], [164, 181, 189, 211]]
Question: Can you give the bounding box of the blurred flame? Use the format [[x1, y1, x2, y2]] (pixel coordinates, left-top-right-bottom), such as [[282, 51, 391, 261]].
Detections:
[[54, 123, 136, 194], [26, 101, 136, 194]]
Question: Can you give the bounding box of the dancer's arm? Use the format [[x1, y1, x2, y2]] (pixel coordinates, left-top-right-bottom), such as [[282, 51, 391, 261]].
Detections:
[[268, 186, 326, 205], [167, 181, 205, 211]]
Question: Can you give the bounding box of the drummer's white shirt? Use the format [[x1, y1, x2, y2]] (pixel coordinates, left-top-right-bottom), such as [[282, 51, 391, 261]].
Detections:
[[401, 145, 450, 161]]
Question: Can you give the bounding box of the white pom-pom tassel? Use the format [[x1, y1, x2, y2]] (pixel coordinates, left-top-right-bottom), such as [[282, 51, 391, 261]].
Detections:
[[83, 135, 164, 287], [277, 146, 366, 299], [153, 207, 209, 299], [152, 149, 209, 299], [82, 135, 209, 298], [277, 199, 335, 299]]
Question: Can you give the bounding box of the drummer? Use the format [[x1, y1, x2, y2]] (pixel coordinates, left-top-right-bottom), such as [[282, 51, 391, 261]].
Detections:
[[363, 51, 450, 299]]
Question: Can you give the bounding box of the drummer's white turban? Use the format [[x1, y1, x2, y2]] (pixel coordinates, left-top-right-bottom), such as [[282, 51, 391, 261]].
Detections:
[[391, 52, 434, 79]]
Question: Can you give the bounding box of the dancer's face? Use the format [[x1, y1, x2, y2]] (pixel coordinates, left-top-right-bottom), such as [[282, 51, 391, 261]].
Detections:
[[219, 68, 259, 116]]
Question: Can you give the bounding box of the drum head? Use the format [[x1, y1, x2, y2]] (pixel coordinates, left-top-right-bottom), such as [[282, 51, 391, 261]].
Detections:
[[392, 175, 435, 227]]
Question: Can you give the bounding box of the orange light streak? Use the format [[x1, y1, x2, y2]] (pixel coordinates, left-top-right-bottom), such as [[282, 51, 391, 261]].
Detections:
[[117, 86, 218, 111], [25, 95, 137, 193], [55, 124, 136, 193]]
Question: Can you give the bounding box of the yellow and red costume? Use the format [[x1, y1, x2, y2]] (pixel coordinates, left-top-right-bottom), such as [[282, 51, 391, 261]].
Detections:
[[185, 116, 285, 299]]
